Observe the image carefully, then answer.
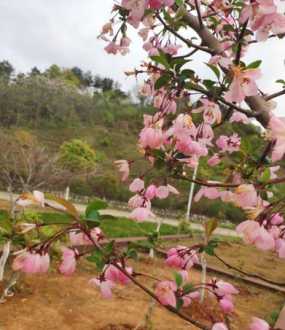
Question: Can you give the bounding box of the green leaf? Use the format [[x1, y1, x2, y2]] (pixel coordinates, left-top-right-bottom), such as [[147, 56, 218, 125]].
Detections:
[[45, 193, 79, 219], [41, 217, 72, 225], [206, 63, 220, 79], [203, 239, 219, 256], [174, 272, 183, 287], [204, 219, 218, 240], [175, 0, 184, 5], [154, 74, 172, 90], [86, 209, 100, 221], [259, 168, 271, 183], [247, 60, 262, 69], [126, 247, 138, 261], [86, 199, 108, 216], [87, 249, 105, 271], [203, 79, 216, 90], [0, 210, 12, 235], [100, 214, 117, 220], [171, 58, 189, 72], [276, 79, 285, 86], [183, 283, 194, 295], [104, 241, 115, 256], [176, 298, 184, 311], [180, 69, 195, 81], [151, 52, 171, 69]]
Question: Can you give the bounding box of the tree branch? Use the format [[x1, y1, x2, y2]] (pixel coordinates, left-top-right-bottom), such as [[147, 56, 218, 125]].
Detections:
[[156, 15, 214, 55], [265, 89, 285, 101], [213, 252, 285, 287], [113, 263, 210, 330], [178, 9, 272, 127]]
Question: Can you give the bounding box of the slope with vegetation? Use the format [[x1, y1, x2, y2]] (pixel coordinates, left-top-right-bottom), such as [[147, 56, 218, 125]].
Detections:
[[0, 60, 282, 224]]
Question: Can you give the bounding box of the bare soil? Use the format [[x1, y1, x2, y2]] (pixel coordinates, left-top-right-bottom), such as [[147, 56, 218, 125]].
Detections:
[[0, 254, 284, 330]]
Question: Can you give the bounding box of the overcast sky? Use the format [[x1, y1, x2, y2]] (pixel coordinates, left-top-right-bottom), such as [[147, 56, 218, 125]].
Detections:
[[0, 0, 284, 115]]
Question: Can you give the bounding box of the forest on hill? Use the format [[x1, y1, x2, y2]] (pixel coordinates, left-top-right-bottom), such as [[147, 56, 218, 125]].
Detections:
[[0, 60, 283, 223]]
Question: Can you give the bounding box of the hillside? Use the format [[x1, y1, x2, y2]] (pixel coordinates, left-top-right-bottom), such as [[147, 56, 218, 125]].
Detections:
[[0, 62, 283, 223]]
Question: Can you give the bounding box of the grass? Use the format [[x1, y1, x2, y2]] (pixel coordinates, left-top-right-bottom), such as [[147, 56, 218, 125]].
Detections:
[[100, 217, 184, 238], [32, 212, 187, 238]]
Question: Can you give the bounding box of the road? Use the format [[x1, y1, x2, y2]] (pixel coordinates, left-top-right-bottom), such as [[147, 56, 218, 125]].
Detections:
[[0, 191, 240, 237]]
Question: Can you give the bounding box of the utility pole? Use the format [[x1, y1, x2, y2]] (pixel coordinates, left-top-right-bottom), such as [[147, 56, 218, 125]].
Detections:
[[186, 163, 199, 221]]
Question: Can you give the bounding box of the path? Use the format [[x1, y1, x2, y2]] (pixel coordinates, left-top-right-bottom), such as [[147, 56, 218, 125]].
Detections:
[[0, 191, 240, 237]]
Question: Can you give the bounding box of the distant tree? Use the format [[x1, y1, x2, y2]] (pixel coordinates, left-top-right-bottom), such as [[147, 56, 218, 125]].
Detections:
[[45, 64, 62, 80], [93, 75, 114, 91], [0, 60, 14, 82], [71, 66, 84, 81], [0, 130, 72, 193], [30, 67, 41, 76], [59, 139, 96, 175]]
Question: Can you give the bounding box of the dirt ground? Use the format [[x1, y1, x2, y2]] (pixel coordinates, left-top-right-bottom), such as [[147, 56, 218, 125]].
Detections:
[[0, 253, 284, 330]]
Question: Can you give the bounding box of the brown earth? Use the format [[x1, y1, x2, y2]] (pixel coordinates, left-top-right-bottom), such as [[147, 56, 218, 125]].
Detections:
[[0, 254, 284, 330]]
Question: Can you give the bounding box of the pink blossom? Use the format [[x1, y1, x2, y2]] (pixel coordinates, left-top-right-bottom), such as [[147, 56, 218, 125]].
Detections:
[[193, 99, 221, 125], [121, 0, 146, 28], [253, 13, 285, 41], [101, 22, 113, 36], [249, 317, 270, 330], [162, 99, 177, 114], [148, 0, 175, 9], [156, 186, 169, 199], [114, 160, 130, 181], [229, 111, 250, 124], [276, 239, 285, 258], [138, 27, 150, 41], [209, 55, 231, 69], [69, 228, 103, 246], [121, 36, 131, 47], [144, 185, 157, 200], [130, 207, 155, 221], [129, 178, 145, 193], [162, 44, 181, 56], [194, 187, 220, 202], [128, 194, 144, 208], [212, 323, 228, 330], [176, 138, 208, 158], [236, 220, 261, 244], [139, 127, 164, 149], [235, 184, 258, 208], [166, 246, 199, 270], [220, 190, 235, 203], [271, 213, 284, 225], [182, 290, 200, 307], [89, 278, 114, 299], [12, 251, 50, 274], [216, 134, 241, 153], [215, 280, 239, 296], [219, 296, 234, 313], [104, 264, 132, 285], [268, 116, 285, 162], [167, 184, 179, 195], [104, 42, 120, 55], [236, 220, 275, 251], [208, 154, 221, 167], [254, 226, 275, 251], [269, 166, 280, 179], [59, 247, 78, 276], [155, 281, 177, 307], [224, 66, 261, 103]]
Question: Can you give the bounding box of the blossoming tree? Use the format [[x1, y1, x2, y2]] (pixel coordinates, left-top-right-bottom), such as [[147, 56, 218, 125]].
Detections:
[[1, 0, 285, 329]]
